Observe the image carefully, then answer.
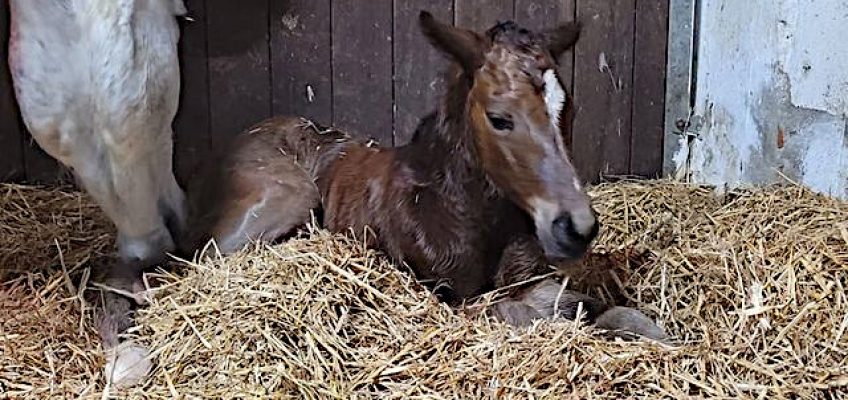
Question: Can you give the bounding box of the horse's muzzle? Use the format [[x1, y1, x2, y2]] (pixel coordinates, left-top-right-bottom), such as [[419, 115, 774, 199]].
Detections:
[[549, 211, 599, 259]]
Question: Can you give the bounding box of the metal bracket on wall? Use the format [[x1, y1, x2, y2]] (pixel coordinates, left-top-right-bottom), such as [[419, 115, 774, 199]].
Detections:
[[673, 112, 703, 138], [663, 0, 699, 177]]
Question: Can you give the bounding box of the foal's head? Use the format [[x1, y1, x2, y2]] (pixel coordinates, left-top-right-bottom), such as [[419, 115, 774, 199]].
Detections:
[[420, 11, 598, 260]]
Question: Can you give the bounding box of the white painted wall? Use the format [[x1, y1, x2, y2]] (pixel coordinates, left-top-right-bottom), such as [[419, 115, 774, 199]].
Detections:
[[671, 0, 848, 198]]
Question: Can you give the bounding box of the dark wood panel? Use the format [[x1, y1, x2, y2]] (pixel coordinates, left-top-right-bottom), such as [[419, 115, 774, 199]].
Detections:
[[22, 139, 66, 184], [173, 0, 210, 185], [207, 0, 271, 139], [331, 0, 393, 144], [271, 0, 332, 124], [0, 0, 672, 186], [455, 0, 514, 31], [572, 0, 636, 182], [393, 0, 453, 145], [0, 0, 24, 182], [630, 0, 668, 178]]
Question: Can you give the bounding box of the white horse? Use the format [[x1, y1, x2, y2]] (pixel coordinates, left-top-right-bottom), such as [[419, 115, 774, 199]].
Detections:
[[8, 0, 188, 388]]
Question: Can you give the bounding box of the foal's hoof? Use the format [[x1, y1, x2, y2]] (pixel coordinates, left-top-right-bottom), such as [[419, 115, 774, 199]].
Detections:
[[131, 280, 151, 306], [594, 306, 669, 343], [104, 341, 152, 389], [492, 300, 543, 327]]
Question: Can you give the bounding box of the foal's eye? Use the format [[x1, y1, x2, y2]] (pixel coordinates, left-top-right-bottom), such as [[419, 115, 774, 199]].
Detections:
[[487, 113, 514, 131]]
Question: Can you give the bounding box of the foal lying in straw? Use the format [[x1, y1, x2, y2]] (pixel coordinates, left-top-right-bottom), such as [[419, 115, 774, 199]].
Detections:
[[185, 11, 667, 343]]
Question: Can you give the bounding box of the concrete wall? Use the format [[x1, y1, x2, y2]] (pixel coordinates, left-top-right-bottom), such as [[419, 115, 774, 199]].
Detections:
[[670, 0, 848, 198]]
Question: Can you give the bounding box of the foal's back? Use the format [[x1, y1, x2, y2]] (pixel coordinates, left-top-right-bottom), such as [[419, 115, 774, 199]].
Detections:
[[185, 115, 416, 256], [184, 117, 351, 254], [186, 113, 529, 304]]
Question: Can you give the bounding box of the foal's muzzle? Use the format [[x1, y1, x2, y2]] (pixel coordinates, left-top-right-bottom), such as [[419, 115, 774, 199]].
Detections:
[[550, 209, 599, 259]]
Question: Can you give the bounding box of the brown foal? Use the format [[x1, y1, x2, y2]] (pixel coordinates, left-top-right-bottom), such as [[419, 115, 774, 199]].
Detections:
[[184, 11, 667, 341]]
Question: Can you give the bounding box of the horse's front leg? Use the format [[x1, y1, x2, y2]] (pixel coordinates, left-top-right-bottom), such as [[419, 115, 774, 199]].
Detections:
[[491, 236, 668, 342], [93, 261, 153, 389]]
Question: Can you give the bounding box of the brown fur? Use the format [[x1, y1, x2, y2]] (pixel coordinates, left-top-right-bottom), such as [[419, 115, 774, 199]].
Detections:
[[185, 12, 667, 341]]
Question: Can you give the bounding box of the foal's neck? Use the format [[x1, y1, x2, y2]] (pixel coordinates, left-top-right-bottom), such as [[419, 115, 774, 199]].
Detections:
[[400, 105, 497, 212]]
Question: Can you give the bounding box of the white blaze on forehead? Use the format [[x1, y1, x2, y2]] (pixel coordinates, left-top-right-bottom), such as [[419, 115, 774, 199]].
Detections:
[[542, 69, 566, 129]]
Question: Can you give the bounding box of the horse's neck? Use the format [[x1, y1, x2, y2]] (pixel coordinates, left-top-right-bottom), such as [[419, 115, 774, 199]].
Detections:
[[401, 113, 499, 219], [403, 73, 509, 225]]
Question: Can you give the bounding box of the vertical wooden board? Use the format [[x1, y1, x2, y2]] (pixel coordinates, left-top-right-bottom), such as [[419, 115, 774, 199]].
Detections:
[[270, 0, 332, 124], [0, 0, 24, 182], [206, 0, 271, 139], [630, 0, 669, 177], [455, 0, 514, 31], [393, 0, 453, 145], [515, 0, 577, 151], [662, 0, 696, 176], [331, 0, 393, 143], [572, 0, 636, 182], [22, 140, 65, 184], [173, 0, 210, 185]]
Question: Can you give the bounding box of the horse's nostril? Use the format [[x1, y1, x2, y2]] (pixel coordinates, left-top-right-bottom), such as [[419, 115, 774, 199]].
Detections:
[[554, 216, 571, 233], [552, 215, 573, 240], [552, 212, 598, 244]]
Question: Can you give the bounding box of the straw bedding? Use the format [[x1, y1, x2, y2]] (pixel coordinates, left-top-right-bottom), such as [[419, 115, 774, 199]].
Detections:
[[1, 180, 847, 399]]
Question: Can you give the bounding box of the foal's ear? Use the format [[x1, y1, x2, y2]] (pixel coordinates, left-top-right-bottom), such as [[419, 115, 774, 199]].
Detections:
[[419, 11, 485, 73], [544, 21, 582, 59]]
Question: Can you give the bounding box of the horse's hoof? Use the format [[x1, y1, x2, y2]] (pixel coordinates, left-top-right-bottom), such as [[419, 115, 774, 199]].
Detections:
[[594, 306, 669, 343], [492, 300, 543, 327], [131, 280, 150, 306], [104, 341, 152, 389]]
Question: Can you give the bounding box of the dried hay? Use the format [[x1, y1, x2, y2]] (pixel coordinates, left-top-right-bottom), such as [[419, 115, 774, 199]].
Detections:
[[0, 184, 113, 279], [1, 184, 112, 398], [1, 180, 847, 399]]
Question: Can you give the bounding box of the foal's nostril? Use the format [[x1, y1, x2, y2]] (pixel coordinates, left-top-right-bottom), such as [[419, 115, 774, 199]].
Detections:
[[552, 215, 573, 241], [552, 212, 598, 244]]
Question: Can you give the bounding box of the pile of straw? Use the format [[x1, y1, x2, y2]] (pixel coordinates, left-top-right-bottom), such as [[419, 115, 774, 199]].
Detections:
[[1, 180, 847, 399], [1, 184, 112, 398]]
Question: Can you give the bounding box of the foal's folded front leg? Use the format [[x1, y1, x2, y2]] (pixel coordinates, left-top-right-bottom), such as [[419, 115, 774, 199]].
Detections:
[[494, 279, 668, 342], [491, 236, 668, 342]]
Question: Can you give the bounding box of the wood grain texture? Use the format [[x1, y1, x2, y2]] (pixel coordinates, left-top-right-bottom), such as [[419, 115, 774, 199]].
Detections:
[[455, 0, 514, 31], [173, 0, 210, 185], [271, 0, 332, 124], [331, 0, 394, 144], [630, 0, 669, 178], [0, 0, 671, 185], [207, 0, 271, 139], [393, 0, 453, 145], [572, 0, 636, 182]]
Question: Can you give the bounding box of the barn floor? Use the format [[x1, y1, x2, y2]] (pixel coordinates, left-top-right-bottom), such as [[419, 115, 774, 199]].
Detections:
[[1, 180, 846, 399]]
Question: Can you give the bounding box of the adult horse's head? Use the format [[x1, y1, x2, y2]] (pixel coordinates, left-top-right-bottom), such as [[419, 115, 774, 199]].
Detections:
[[419, 11, 597, 260]]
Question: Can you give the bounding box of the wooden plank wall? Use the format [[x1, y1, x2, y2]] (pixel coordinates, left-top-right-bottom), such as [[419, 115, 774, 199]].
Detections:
[[0, 0, 669, 185]]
